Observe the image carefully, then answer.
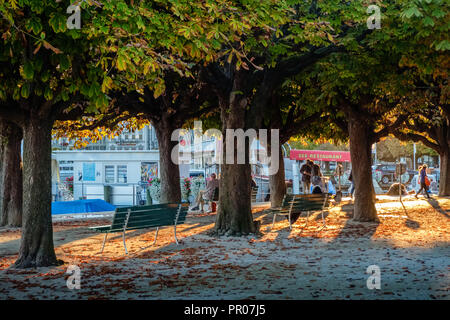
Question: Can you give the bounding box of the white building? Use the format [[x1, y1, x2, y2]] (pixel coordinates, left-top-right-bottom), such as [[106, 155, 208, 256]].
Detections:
[[53, 126, 167, 205], [52, 125, 282, 205]]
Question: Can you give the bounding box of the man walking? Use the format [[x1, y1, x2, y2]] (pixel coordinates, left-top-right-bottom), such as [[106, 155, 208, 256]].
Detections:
[[300, 159, 312, 194]]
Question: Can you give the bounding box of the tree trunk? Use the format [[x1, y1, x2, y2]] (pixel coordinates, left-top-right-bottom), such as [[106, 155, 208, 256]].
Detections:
[[216, 162, 254, 235], [269, 143, 286, 208], [14, 117, 60, 268], [348, 118, 379, 222], [154, 118, 181, 204], [214, 78, 255, 236], [436, 122, 450, 196], [0, 121, 5, 224], [439, 150, 450, 196], [0, 120, 23, 227]]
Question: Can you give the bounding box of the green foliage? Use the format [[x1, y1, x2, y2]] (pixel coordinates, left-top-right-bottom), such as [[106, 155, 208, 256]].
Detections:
[[377, 136, 438, 161]]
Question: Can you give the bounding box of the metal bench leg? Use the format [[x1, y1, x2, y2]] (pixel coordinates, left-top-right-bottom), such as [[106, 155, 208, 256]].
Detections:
[[288, 213, 292, 230], [153, 227, 159, 245], [321, 210, 326, 227], [100, 233, 108, 253], [304, 211, 310, 228], [317, 210, 326, 231], [272, 213, 277, 230], [174, 225, 179, 245], [122, 230, 128, 254]]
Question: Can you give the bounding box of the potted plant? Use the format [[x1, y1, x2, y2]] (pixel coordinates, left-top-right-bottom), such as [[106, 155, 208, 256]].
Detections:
[[181, 177, 192, 203], [148, 177, 161, 204], [190, 176, 206, 202]]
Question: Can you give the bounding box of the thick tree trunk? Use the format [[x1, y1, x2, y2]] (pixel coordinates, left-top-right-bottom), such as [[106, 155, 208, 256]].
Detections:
[[348, 118, 379, 222], [439, 151, 450, 196], [154, 119, 181, 204], [269, 143, 286, 208], [0, 120, 23, 227], [214, 79, 255, 236], [216, 162, 254, 235], [14, 118, 60, 268], [0, 121, 5, 224]]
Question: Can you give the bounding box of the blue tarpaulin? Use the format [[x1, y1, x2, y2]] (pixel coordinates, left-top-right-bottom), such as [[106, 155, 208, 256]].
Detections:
[[52, 199, 116, 215]]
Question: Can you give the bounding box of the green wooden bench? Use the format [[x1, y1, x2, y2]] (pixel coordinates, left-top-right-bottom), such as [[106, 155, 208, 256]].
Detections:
[[271, 193, 331, 230], [90, 203, 189, 254]]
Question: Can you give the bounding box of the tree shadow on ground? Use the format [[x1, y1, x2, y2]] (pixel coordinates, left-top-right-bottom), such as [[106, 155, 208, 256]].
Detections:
[[2, 201, 450, 301], [405, 218, 420, 229], [328, 201, 379, 244], [0, 215, 213, 269], [426, 198, 450, 218]]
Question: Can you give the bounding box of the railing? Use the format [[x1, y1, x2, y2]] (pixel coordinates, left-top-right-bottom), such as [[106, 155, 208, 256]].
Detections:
[[53, 178, 272, 206], [52, 182, 151, 206]]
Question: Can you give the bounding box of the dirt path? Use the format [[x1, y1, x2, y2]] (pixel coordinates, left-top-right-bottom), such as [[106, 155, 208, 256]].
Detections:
[[0, 196, 448, 300]]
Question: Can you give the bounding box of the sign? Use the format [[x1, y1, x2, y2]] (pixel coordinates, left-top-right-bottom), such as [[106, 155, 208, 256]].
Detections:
[[290, 150, 351, 162], [396, 163, 407, 176], [82, 163, 96, 181], [141, 162, 158, 182]]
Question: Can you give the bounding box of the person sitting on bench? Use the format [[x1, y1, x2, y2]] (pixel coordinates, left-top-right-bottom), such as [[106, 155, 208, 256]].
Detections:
[[191, 173, 219, 212], [312, 185, 323, 194]]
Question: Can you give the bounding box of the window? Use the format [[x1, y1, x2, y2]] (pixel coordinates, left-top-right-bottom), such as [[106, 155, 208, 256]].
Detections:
[[117, 165, 127, 183], [104, 165, 128, 183], [105, 165, 115, 184]]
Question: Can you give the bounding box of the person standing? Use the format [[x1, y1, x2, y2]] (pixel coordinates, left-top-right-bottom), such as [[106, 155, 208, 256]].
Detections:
[[415, 165, 431, 199], [311, 160, 325, 192], [300, 159, 312, 194], [311, 161, 321, 177]]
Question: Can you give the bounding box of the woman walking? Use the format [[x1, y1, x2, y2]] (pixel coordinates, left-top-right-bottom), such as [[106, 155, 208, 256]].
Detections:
[[415, 165, 431, 199]]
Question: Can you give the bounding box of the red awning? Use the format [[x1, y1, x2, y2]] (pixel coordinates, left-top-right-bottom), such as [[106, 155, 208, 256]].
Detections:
[[290, 150, 351, 162]]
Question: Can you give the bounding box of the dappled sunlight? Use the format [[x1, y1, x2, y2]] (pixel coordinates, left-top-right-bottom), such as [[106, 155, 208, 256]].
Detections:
[[0, 197, 448, 299], [257, 197, 450, 249]]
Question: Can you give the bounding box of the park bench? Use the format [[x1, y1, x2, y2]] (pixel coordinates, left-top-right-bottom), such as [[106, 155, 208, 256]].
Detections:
[[90, 202, 189, 254], [270, 193, 331, 230]]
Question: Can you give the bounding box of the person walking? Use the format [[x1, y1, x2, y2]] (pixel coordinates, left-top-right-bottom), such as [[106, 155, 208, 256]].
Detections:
[[300, 159, 312, 194], [348, 169, 355, 198], [415, 165, 431, 199]]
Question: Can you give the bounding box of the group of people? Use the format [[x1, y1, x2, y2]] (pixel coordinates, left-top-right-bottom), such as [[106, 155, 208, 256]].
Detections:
[[190, 161, 431, 212], [299, 160, 431, 199], [300, 159, 326, 194]]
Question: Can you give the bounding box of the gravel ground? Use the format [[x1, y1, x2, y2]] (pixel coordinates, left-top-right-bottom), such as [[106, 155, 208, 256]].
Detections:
[[0, 196, 448, 300]]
